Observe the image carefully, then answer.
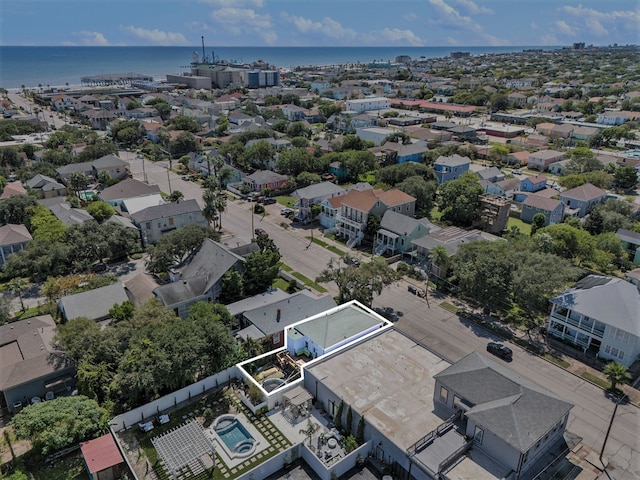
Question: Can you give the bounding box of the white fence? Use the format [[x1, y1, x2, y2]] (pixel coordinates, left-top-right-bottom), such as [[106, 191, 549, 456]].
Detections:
[[109, 365, 239, 432]]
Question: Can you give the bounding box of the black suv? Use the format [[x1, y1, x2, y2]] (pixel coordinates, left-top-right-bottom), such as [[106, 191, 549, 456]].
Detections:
[[486, 342, 513, 360], [262, 197, 276, 205]]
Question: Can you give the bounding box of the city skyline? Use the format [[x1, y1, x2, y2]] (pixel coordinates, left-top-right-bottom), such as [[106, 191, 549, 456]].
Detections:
[[1, 0, 637, 48]]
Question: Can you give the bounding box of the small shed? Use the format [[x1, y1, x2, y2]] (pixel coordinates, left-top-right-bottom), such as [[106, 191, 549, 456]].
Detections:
[[80, 433, 125, 480]]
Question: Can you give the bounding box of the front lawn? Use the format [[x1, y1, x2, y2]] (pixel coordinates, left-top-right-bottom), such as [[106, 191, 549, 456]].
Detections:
[[507, 217, 531, 236]]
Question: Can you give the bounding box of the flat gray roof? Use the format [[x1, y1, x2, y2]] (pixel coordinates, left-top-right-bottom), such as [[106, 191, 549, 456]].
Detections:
[[305, 328, 450, 450]]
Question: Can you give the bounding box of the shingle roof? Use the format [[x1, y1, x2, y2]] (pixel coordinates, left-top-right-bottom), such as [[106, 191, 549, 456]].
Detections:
[[49, 203, 93, 226], [131, 199, 202, 224], [153, 239, 244, 306], [80, 434, 124, 474], [560, 183, 605, 201], [434, 154, 471, 167], [56, 161, 94, 175], [376, 189, 415, 207], [0, 224, 32, 245], [380, 210, 439, 236], [293, 182, 345, 200], [434, 352, 573, 453], [550, 275, 640, 336], [58, 283, 129, 321], [243, 291, 337, 336], [0, 315, 73, 391], [339, 189, 378, 212], [92, 154, 128, 169], [99, 178, 160, 201], [523, 195, 561, 211]]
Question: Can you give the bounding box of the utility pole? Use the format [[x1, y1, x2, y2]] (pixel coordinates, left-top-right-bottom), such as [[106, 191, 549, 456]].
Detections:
[[599, 394, 627, 469]]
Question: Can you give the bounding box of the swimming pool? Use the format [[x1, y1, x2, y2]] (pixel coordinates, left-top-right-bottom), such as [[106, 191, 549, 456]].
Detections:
[[212, 415, 257, 458]]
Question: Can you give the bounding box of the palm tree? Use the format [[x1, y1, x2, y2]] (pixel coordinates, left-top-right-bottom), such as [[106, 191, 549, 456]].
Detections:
[[603, 362, 631, 391], [428, 245, 450, 280], [8, 277, 29, 312], [214, 193, 227, 230], [202, 189, 217, 227], [299, 419, 319, 446]]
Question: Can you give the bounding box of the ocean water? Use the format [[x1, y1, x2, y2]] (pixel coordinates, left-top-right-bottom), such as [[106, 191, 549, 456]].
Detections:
[[0, 45, 557, 90]]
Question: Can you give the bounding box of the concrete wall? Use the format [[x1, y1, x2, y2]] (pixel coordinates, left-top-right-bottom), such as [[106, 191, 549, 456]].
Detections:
[[109, 365, 239, 432]]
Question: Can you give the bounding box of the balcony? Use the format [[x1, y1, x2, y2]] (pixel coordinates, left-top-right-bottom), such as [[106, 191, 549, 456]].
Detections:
[[549, 314, 604, 339], [335, 214, 366, 230]]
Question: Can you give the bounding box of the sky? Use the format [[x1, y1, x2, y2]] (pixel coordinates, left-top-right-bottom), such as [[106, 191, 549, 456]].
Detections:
[[1, 0, 638, 47]]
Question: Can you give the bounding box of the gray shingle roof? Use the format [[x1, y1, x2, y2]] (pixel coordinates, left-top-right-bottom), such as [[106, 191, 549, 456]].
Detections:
[[380, 210, 439, 236], [293, 181, 345, 200], [58, 283, 129, 321], [92, 154, 129, 169], [0, 315, 73, 391], [131, 199, 202, 224], [0, 224, 32, 245], [434, 352, 573, 453], [99, 178, 161, 201], [243, 291, 336, 336], [551, 275, 640, 336]]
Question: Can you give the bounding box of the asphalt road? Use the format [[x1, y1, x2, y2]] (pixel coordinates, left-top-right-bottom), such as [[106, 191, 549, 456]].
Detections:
[[373, 283, 640, 480]]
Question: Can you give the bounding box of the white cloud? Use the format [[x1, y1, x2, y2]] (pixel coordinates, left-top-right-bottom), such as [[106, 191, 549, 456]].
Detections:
[[123, 26, 189, 45], [373, 28, 425, 47], [281, 13, 357, 41], [480, 33, 510, 46], [530, 21, 538, 30], [560, 4, 639, 39], [403, 12, 418, 21], [554, 20, 578, 37], [453, 0, 494, 15], [73, 31, 110, 46], [210, 7, 276, 44], [428, 0, 481, 31]]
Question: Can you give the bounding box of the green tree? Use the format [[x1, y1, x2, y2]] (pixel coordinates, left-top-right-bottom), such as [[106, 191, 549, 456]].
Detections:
[[602, 362, 631, 391], [614, 166, 638, 190], [316, 257, 399, 306], [68, 172, 89, 198], [396, 176, 437, 215], [167, 190, 185, 202], [334, 399, 344, 431], [109, 300, 135, 322], [27, 204, 67, 241], [0, 194, 38, 226], [243, 251, 281, 296], [428, 245, 450, 280], [530, 212, 546, 236], [10, 396, 107, 455], [356, 415, 365, 444], [85, 201, 115, 222], [219, 270, 244, 304], [299, 419, 319, 446], [241, 140, 275, 170], [534, 224, 596, 264], [437, 172, 483, 227], [345, 405, 353, 436], [145, 226, 210, 274], [169, 132, 198, 157], [8, 277, 29, 311]]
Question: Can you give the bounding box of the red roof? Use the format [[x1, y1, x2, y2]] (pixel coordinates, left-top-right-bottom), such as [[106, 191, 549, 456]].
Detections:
[[80, 433, 124, 474]]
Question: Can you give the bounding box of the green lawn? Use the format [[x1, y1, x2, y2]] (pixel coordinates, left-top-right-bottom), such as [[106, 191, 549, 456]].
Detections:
[[543, 354, 570, 369], [277, 195, 297, 208], [581, 371, 610, 389], [507, 217, 531, 236], [291, 272, 327, 293]]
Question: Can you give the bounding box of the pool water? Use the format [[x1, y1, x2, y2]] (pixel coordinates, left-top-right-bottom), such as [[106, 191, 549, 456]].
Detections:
[[215, 419, 254, 451]]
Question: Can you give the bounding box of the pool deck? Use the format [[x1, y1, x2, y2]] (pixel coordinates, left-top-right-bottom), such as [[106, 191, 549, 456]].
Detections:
[[206, 413, 270, 469]]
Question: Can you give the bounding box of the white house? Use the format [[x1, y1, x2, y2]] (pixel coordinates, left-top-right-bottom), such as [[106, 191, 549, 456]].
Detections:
[[547, 275, 640, 367], [345, 96, 390, 114]]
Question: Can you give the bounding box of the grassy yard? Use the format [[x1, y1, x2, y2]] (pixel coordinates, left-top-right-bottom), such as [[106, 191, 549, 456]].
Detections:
[[307, 237, 345, 256], [543, 354, 571, 369], [581, 371, 610, 389], [440, 302, 460, 314], [507, 217, 531, 236], [291, 272, 327, 293], [277, 195, 297, 208]]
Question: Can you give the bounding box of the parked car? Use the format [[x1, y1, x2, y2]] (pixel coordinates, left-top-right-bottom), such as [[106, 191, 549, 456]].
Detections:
[[281, 208, 294, 216], [91, 262, 107, 273], [486, 342, 513, 360], [512, 169, 522, 175], [254, 228, 267, 237], [263, 197, 276, 205]]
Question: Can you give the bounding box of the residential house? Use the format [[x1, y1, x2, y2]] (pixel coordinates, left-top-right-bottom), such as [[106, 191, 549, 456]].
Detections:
[[528, 150, 565, 171], [58, 283, 129, 322], [549, 123, 574, 139], [433, 154, 471, 184], [616, 228, 640, 264], [370, 141, 429, 166], [547, 275, 640, 367], [547, 160, 572, 175], [124, 107, 158, 120], [51, 94, 79, 111], [282, 104, 320, 123], [571, 126, 600, 143], [355, 127, 400, 146], [597, 111, 638, 126], [0, 224, 32, 267], [56, 161, 95, 185], [336, 188, 416, 247], [505, 150, 530, 166], [520, 174, 548, 193], [153, 239, 245, 318], [448, 125, 478, 142], [560, 183, 606, 218], [328, 161, 348, 182], [80, 433, 126, 480], [375, 210, 440, 256], [92, 154, 129, 181], [25, 174, 66, 198], [131, 199, 207, 246], [121, 194, 165, 216], [475, 166, 505, 183], [235, 290, 336, 348], [81, 109, 117, 130], [520, 195, 564, 225], [410, 226, 502, 274], [0, 315, 75, 413], [242, 170, 288, 193], [345, 96, 390, 113], [433, 352, 573, 478], [98, 178, 161, 208], [292, 182, 346, 222], [485, 177, 520, 199], [49, 203, 93, 226], [0, 182, 27, 200]]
